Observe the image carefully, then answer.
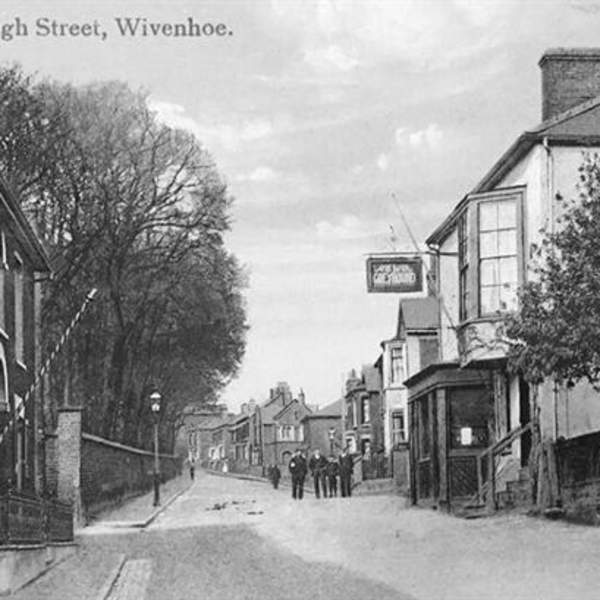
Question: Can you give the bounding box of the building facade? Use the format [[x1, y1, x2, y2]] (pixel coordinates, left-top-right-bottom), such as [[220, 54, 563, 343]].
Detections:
[[0, 178, 51, 495], [406, 47, 600, 511], [380, 297, 439, 455], [301, 399, 343, 456], [343, 365, 384, 456]]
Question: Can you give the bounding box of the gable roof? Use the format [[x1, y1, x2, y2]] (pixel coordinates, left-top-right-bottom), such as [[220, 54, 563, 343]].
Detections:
[[313, 399, 342, 417], [362, 364, 381, 393], [427, 94, 600, 245], [272, 397, 312, 421]]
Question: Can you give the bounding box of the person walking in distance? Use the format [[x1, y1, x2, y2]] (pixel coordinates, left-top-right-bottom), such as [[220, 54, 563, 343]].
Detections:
[[339, 447, 354, 497], [326, 455, 339, 497], [270, 463, 281, 490], [288, 448, 307, 500], [309, 448, 328, 499]]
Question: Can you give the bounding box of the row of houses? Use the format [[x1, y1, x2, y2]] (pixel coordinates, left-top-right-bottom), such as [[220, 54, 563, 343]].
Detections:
[[183, 295, 439, 488], [185, 382, 344, 474], [331, 47, 600, 516], [188, 48, 600, 520], [398, 47, 600, 517]]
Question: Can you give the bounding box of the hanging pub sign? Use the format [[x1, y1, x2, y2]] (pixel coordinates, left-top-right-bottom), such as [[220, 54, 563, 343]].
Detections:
[[366, 255, 424, 294]]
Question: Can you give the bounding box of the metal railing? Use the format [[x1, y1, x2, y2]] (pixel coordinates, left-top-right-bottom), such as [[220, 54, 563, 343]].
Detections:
[[476, 422, 532, 508], [0, 492, 73, 545]]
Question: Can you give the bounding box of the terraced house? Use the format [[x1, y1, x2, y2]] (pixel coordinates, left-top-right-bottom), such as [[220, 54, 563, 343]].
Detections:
[[406, 48, 600, 514], [0, 176, 74, 593]]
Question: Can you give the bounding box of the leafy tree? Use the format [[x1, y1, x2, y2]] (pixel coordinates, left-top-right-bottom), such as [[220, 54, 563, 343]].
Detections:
[[504, 153, 600, 511], [506, 153, 600, 387], [0, 66, 248, 451]]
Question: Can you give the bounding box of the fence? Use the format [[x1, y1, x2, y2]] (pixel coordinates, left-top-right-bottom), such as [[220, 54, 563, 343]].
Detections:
[[0, 492, 72, 545], [556, 430, 600, 522], [361, 452, 391, 480]]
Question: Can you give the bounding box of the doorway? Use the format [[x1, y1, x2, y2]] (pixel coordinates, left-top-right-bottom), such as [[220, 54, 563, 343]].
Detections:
[[519, 377, 531, 467]]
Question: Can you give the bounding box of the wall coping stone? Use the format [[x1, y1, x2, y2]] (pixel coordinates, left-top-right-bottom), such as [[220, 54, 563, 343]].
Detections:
[[82, 432, 178, 460]]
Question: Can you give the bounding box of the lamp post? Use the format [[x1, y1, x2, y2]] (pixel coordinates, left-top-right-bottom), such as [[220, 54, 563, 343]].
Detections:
[[328, 427, 336, 456], [150, 390, 161, 507]]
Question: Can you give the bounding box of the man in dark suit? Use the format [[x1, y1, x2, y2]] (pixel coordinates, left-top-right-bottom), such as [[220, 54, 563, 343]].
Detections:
[[288, 448, 307, 500], [326, 455, 339, 497], [339, 447, 354, 498], [309, 449, 328, 499]]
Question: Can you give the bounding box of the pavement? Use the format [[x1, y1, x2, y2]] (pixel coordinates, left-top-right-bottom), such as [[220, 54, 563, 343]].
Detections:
[[12, 469, 600, 599]]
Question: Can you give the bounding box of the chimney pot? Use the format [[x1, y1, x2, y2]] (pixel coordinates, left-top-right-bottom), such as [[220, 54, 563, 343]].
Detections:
[[540, 48, 600, 120]]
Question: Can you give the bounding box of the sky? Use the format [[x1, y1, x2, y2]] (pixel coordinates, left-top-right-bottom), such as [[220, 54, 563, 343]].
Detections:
[[2, 0, 600, 411]]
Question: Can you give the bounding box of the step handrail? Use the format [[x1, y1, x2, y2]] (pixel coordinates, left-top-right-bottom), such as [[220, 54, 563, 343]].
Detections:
[[476, 421, 532, 506]]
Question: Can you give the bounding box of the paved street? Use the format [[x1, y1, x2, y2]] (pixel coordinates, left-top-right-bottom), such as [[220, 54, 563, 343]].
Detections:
[[14, 470, 600, 599]]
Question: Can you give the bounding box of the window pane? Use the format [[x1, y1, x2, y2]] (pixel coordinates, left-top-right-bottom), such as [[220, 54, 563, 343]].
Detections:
[[497, 200, 516, 228], [479, 232, 497, 258], [479, 202, 497, 231], [499, 257, 518, 283], [500, 283, 518, 312], [481, 286, 500, 314], [480, 259, 499, 286], [498, 230, 516, 255]]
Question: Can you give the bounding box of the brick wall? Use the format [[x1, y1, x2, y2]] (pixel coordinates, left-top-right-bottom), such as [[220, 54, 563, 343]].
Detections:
[[80, 433, 182, 517], [540, 49, 600, 120]]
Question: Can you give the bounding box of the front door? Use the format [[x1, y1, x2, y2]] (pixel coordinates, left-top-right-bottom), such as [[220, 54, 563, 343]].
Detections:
[[519, 377, 531, 467]]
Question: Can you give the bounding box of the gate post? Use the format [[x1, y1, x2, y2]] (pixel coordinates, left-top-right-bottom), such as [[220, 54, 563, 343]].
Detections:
[[56, 407, 83, 527]]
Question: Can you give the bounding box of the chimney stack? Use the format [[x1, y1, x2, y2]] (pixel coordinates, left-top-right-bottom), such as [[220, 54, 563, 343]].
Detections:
[[540, 48, 600, 121]]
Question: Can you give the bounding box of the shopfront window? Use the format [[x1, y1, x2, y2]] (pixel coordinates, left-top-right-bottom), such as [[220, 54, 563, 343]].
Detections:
[[449, 387, 491, 449], [418, 396, 430, 458]]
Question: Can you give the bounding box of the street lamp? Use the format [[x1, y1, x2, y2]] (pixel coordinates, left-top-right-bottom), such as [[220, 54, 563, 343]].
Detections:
[[150, 390, 161, 506], [328, 427, 336, 456]]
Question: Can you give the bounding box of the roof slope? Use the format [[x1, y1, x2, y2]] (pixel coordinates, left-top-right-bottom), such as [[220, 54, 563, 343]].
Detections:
[[399, 297, 440, 332], [427, 93, 600, 245], [306, 399, 342, 418]]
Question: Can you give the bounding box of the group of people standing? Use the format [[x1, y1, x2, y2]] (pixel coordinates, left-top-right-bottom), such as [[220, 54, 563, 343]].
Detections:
[[285, 447, 354, 500]]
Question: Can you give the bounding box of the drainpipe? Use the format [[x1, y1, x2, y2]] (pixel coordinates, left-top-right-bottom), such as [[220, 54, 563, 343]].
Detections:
[[544, 138, 557, 442], [553, 380, 559, 441], [542, 136, 554, 234]]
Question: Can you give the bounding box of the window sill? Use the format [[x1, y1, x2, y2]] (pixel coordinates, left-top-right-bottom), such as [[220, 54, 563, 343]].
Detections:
[[458, 314, 514, 329]]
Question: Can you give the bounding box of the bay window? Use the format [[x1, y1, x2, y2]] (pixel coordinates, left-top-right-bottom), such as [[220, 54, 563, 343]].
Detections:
[[458, 211, 469, 321], [478, 197, 518, 315], [390, 347, 404, 385]]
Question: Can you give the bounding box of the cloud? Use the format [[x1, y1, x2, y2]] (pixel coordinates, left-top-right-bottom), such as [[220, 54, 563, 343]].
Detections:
[[148, 99, 204, 140], [376, 153, 389, 171], [148, 98, 275, 151], [236, 166, 278, 183], [303, 45, 360, 72], [266, 0, 521, 72], [316, 214, 374, 241], [396, 123, 443, 151]]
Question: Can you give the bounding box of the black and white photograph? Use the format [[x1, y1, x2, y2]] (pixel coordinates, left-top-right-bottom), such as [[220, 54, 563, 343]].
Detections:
[[0, 1, 600, 598]]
